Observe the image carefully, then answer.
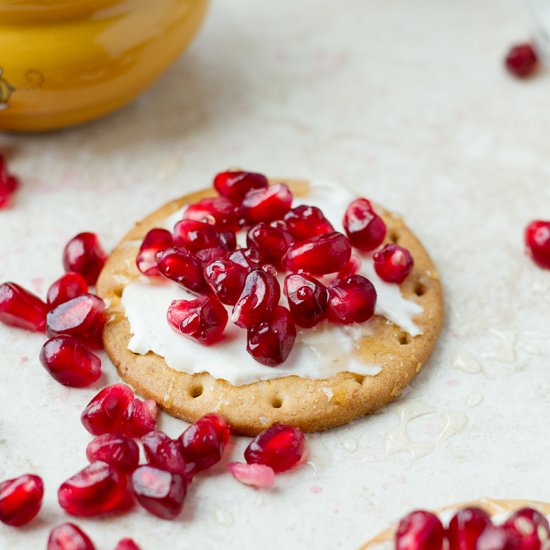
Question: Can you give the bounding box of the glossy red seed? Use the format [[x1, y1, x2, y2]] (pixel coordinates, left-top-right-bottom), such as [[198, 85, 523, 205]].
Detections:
[[232, 269, 281, 329], [196, 247, 227, 266], [46, 294, 106, 349], [284, 273, 328, 328], [156, 246, 209, 294], [122, 398, 158, 438], [86, 434, 139, 472], [6, 175, 18, 194], [0, 282, 48, 332], [477, 526, 521, 550], [229, 248, 263, 271], [172, 219, 220, 253], [167, 296, 228, 345], [505, 43, 538, 78], [217, 229, 237, 252], [47, 272, 89, 309], [343, 198, 386, 251], [241, 183, 293, 224], [39, 336, 101, 387], [131, 466, 186, 520], [283, 205, 334, 240], [327, 275, 377, 324], [204, 258, 248, 305], [47, 523, 96, 550], [0, 474, 43, 527], [179, 413, 230, 476], [504, 507, 550, 550], [114, 539, 141, 550], [247, 221, 295, 265], [373, 244, 414, 283], [396, 510, 445, 550], [81, 384, 134, 436], [525, 220, 550, 270], [447, 507, 492, 550], [142, 431, 189, 477], [62, 232, 108, 285], [336, 256, 361, 280], [213, 170, 268, 202], [0, 159, 18, 209], [58, 461, 130, 517], [244, 424, 305, 473], [184, 196, 239, 230], [136, 228, 172, 276]]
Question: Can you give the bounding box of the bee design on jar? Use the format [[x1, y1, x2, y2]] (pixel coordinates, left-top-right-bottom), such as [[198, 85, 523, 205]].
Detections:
[[0, 68, 15, 111]]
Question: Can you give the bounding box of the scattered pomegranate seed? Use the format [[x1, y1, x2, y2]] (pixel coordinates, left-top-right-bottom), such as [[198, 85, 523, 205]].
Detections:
[[217, 229, 237, 252], [504, 507, 550, 550], [46, 294, 106, 349], [47, 523, 96, 550], [0, 474, 43, 527], [229, 247, 263, 271], [58, 461, 131, 517], [505, 43, 539, 78], [114, 539, 141, 550], [196, 246, 227, 266], [343, 198, 386, 251], [525, 220, 550, 269], [47, 272, 89, 309], [373, 244, 414, 283], [179, 413, 230, 476], [0, 155, 19, 209], [213, 170, 268, 201], [247, 305, 296, 366], [247, 221, 295, 265], [477, 526, 521, 550], [131, 466, 187, 520], [142, 431, 189, 477], [204, 258, 248, 305], [232, 269, 281, 329], [245, 424, 305, 473], [62, 232, 108, 285], [136, 228, 172, 276], [86, 434, 140, 472], [447, 507, 492, 550], [0, 282, 48, 332], [156, 246, 209, 294], [122, 398, 158, 438], [172, 219, 220, 253], [327, 275, 377, 324], [184, 196, 239, 230], [282, 231, 352, 274], [395, 510, 445, 550], [241, 183, 293, 224], [284, 273, 328, 328], [227, 463, 275, 489], [81, 384, 134, 436], [39, 336, 101, 387], [283, 205, 334, 240]]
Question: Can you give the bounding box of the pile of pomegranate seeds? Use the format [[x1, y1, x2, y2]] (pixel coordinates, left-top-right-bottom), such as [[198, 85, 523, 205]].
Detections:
[[525, 220, 550, 270], [0, 153, 19, 209], [505, 43, 539, 78]]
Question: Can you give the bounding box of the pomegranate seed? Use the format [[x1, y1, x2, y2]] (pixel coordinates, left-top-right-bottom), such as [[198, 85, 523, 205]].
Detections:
[[241, 183, 293, 224], [196, 247, 227, 266], [58, 461, 130, 517], [284, 273, 328, 328], [247, 305, 296, 366], [136, 228, 172, 276], [232, 269, 280, 329], [47, 273, 89, 309], [284, 205, 334, 240], [47, 523, 96, 550], [81, 384, 134, 436], [122, 398, 158, 438], [178, 413, 230, 476], [525, 220, 550, 269], [244, 424, 305, 473], [336, 256, 361, 280], [247, 221, 295, 265], [396, 510, 445, 550], [167, 295, 228, 345], [227, 463, 275, 489], [504, 507, 550, 550], [213, 170, 268, 201], [217, 229, 237, 251], [0, 474, 43, 527], [40, 336, 101, 387], [343, 198, 386, 251], [172, 219, 220, 253], [184, 196, 239, 229], [142, 431, 189, 477], [63, 232, 108, 285], [282, 231, 352, 274], [477, 526, 521, 550], [115, 539, 141, 550], [327, 275, 377, 324], [131, 466, 186, 519], [505, 43, 538, 78], [46, 294, 106, 349], [6, 175, 18, 194], [204, 258, 248, 305], [447, 507, 492, 550], [156, 246, 209, 294], [373, 244, 414, 283], [0, 282, 48, 332], [86, 434, 139, 472], [229, 247, 263, 271]]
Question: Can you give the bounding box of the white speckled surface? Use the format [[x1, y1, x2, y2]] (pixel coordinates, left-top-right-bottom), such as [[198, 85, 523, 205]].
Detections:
[[1, 0, 550, 548]]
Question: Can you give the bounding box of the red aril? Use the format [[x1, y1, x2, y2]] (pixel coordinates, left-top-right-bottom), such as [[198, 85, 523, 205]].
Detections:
[[336, 256, 361, 280], [247, 221, 295, 265], [247, 305, 296, 366], [229, 248, 262, 271], [396, 510, 445, 550], [156, 246, 209, 294], [525, 220, 550, 270], [122, 398, 158, 438], [81, 384, 134, 435], [47, 523, 96, 550], [227, 463, 275, 489], [343, 198, 386, 251], [447, 507, 492, 550], [217, 229, 237, 252], [204, 258, 248, 305], [477, 526, 521, 550], [241, 183, 293, 224], [283, 205, 334, 240], [0, 474, 43, 526], [244, 424, 305, 473], [0, 282, 48, 332], [136, 228, 172, 276], [114, 539, 141, 550], [284, 273, 328, 328], [373, 244, 414, 283], [131, 466, 186, 520], [46, 294, 106, 349], [141, 431, 188, 477], [40, 336, 101, 387], [184, 196, 239, 230], [505, 43, 538, 78], [213, 170, 268, 202], [86, 434, 140, 472], [196, 247, 227, 266], [62, 232, 108, 285], [47, 272, 89, 309], [504, 507, 550, 550], [172, 219, 219, 253], [327, 275, 377, 324]]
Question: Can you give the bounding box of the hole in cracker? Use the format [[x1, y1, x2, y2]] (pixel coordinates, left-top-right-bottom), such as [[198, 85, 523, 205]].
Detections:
[[389, 230, 399, 243], [414, 283, 426, 297], [271, 396, 283, 408], [190, 384, 203, 398], [398, 332, 411, 345]]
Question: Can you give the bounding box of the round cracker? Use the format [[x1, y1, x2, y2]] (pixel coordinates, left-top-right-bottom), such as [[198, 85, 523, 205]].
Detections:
[[97, 179, 444, 435]]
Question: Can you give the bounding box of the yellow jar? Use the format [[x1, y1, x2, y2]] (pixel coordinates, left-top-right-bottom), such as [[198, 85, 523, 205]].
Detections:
[[0, 0, 208, 131]]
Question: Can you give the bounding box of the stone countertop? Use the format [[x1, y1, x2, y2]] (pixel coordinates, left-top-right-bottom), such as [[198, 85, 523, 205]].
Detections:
[[1, 0, 550, 548]]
